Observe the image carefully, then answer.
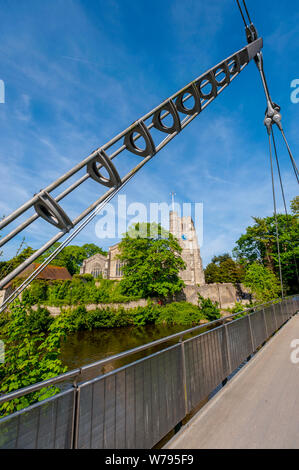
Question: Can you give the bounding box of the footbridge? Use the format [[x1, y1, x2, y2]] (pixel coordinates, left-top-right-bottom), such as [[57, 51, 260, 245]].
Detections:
[[0, 296, 298, 449], [0, 0, 298, 451]]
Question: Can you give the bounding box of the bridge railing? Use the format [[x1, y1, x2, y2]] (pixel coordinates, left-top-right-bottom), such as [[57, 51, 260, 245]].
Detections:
[[0, 296, 298, 449]]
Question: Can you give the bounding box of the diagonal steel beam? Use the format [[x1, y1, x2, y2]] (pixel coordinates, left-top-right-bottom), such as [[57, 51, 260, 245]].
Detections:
[[0, 38, 263, 291]]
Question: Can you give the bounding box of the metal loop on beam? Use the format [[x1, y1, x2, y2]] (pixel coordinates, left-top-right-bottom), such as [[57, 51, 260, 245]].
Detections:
[[198, 72, 218, 100], [87, 149, 122, 188], [34, 191, 73, 232], [124, 121, 156, 158], [213, 62, 230, 87], [175, 83, 201, 116], [228, 54, 241, 75], [152, 100, 181, 134]]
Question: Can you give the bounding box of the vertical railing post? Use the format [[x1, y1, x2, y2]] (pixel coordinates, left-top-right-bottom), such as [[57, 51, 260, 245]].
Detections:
[[273, 302, 278, 331], [248, 313, 255, 353], [71, 373, 81, 450], [279, 299, 284, 327], [224, 324, 232, 376], [262, 308, 269, 340], [179, 336, 188, 416]]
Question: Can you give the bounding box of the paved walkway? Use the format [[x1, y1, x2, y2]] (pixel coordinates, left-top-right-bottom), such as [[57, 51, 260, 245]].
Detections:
[[166, 315, 299, 449]]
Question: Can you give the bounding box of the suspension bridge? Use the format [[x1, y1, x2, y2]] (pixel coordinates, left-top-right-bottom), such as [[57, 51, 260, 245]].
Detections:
[[0, 0, 298, 450]]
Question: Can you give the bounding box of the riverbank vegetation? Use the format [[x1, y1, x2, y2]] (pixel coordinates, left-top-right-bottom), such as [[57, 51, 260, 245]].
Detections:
[[59, 296, 221, 332], [0, 301, 67, 417], [21, 275, 137, 307]]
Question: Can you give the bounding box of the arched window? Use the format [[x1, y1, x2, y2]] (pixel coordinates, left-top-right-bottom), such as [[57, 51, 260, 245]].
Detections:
[[115, 261, 123, 277], [91, 264, 102, 278]]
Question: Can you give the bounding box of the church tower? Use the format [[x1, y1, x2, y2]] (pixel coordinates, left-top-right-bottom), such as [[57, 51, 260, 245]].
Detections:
[[169, 211, 205, 286]]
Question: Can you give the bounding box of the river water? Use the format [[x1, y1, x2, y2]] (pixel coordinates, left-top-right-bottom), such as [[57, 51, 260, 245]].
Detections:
[[60, 324, 191, 376]]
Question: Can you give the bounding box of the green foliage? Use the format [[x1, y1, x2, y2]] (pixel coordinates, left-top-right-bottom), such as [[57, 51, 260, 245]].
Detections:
[[243, 263, 281, 303], [226, 302, 248, 314], [205, 253, 245, 285], [197, 294, 221, 321], [21, 276, 135, 307], [26, 306, 54, 333], [22, 280, 49, 305], [290, 196, 299, 217], [60, 303, 161, 332], [233, 213, 299, 294], [36, 243, 107, 275], [118, 222, 186, 299], [155, 302, 204, 326], [0, 301, 68, 417], [0, 247, 35, 280], [224, 302, 253, 319], [60, 300, 220, 332]]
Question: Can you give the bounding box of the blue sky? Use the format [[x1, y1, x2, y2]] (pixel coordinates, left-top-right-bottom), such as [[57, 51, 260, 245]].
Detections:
[[0, 0, 298, 268]]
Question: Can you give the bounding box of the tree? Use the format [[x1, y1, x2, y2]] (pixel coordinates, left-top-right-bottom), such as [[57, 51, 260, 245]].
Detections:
[[205, 253, 245, 285], [205, 262, 221, 284], [290, 196, 299, 218], [118, 223, 186, 299], [0, 246, 36, 281], [233, 213, 299, 294], [36, 243, 107, 275], [243, 263, 281, 303]]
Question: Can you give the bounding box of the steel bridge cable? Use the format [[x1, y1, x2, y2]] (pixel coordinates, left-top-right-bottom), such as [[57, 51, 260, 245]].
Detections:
[[242, 0, 253, 24], [271, 128, 299, 286], [279, 128, 299, 184], [236, 0, 248, 27], [0, 174, 135, 313], [268, 133, 284, 298]]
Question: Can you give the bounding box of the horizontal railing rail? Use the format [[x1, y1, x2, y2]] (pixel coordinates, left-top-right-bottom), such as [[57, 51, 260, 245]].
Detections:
[[0, 295, 298, 449]]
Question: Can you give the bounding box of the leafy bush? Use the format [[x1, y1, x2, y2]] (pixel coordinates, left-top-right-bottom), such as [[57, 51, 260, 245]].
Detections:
[[197, 294, 221, 321], [0, 301, 68, 417], [21, 276, 138, 307], [155, 302, 204, 326], [22, 280, 48, 306], [243, 263, 281, 303], [60, 301, 210, 332], [60, 302, 160, 332], [26, 306, 53, 333]]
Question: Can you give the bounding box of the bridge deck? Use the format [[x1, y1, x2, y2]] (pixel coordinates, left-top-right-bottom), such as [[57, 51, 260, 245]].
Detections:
[[166, 314, 299, 449]]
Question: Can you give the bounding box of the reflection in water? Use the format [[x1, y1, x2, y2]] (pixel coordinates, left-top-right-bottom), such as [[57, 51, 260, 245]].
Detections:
[[60, 324, 189, 376]]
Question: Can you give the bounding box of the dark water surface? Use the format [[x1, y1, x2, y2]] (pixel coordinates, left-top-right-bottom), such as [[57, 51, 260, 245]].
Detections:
[[60, 324, 192, 378]]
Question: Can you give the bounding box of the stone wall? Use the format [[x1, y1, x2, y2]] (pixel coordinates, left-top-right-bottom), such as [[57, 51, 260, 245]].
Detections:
[[31, 298, 150, 317], [10, 283, 251, 316], [181, 283, 252, 309]]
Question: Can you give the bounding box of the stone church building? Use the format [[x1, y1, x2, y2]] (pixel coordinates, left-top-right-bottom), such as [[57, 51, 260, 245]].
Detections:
[[80, 211, 205, 286]]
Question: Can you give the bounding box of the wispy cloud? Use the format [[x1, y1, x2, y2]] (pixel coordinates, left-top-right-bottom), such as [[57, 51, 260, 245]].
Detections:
[[0, 0, 298, 269]]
